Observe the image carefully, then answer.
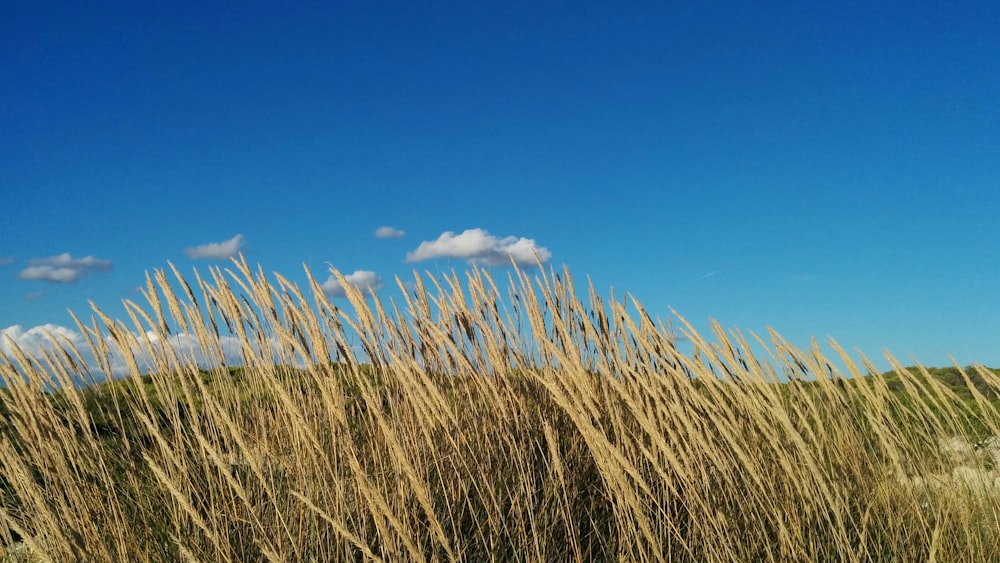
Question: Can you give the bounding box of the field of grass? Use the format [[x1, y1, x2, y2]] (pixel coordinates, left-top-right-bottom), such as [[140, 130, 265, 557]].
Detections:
[[2, 258, 999, 562]]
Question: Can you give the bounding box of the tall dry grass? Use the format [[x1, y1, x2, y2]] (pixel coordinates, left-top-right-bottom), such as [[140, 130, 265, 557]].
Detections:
[[1, 257, 999, 561]]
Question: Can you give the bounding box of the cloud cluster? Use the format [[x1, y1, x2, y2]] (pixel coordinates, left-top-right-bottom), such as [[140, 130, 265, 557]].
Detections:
[[185, 234, 245, 260], [2, 323, 129, 380], [1, 324, 85, 356], [2, 323, 261, 380], [374, 226, 405, 239], [18, 253, 113, 283], [2, 320, 381, 385], [406, 229, 551, 267], [321, 270, 384, 298]]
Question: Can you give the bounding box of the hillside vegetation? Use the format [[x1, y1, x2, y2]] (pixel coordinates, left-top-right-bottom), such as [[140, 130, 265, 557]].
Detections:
[[2, 259, 999, 562]]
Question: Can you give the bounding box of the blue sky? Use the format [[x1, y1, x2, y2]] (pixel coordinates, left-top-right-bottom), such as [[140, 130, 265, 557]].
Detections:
[[2, 1, 998, 373]]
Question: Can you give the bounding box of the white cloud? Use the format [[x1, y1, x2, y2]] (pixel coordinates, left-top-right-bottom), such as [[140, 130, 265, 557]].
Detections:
[[0, 256, 13, 266], [1, 323, 130, 380], [18, 253, 112, 283], [406, 228, 551, 267], [25, 291, 45, 301], [1, 323, 268, 381], [184, 234, 245, 260], [2, 324, 86, 356], [136, 330, 247, 371], [321, 270, 384, 297], [375, 226, 405, 239]]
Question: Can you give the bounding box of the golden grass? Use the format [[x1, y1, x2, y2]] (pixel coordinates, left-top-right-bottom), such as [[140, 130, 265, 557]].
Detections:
[[1, 257, 999, 562]]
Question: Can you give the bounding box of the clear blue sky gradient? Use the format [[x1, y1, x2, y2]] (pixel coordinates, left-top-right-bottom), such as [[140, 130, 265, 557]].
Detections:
[[2, 2, 998, 372]]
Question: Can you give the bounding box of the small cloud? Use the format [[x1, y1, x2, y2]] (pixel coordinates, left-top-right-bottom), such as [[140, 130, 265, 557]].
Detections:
[[406, 228, 551, 267], [0, 256, 13, 266], [321, 270, 384, 297], [696, 271, 717, 281], [184, 234, 245, 260], [375, 226, 405, 239], [18, 253, 112, 284], [25, 291, 45, 301]]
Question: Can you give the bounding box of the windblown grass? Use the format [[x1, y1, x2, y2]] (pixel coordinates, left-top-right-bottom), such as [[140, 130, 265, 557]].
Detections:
[[1, 258, 998, 561]]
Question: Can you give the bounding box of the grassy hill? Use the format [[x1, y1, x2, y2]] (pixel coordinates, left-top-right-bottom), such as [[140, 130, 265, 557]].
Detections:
[[2, 261, 999, 561]]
